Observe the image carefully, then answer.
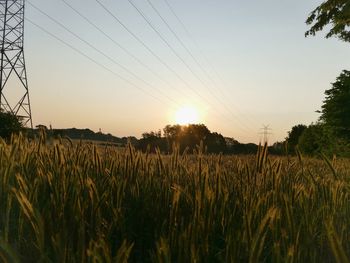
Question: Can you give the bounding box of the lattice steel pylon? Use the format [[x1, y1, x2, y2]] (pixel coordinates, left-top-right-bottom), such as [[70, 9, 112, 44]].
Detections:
[[0, 0, 32, 127]]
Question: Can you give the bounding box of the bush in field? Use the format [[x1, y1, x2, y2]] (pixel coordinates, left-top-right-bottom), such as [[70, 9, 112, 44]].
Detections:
[[298, 124, 330, 155], [0, 110, 23, 140], [286, 124, 307, 153], [297, 123, 350, 157]]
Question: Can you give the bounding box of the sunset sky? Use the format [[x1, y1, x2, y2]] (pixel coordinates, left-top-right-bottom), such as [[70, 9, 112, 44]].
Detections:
[[20, 0, 350, 143]]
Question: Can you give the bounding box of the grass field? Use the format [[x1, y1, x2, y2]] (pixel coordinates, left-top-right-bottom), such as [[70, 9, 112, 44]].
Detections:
[[0, 133, 349, 262]]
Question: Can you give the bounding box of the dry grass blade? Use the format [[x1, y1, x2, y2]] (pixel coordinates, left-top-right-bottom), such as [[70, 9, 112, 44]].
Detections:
[[325, 220, 350, 263]]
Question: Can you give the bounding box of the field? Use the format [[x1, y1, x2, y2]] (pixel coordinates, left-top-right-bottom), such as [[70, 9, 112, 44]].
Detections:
[[0, 133, 349, 262]]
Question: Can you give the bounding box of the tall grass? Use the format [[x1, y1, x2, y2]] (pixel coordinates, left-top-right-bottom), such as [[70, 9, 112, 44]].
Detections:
[[0, 133, 349, 262]]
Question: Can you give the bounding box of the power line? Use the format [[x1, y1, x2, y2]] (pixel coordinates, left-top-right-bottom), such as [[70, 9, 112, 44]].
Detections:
[[25, 17, 177, 109], [93, 0, 202, 100], [27, 1, 179, 106], [127, 0, 209, 98], [59, 0, 187, 101], [146, 0, 223, 96], [162, 0, 231, 101]]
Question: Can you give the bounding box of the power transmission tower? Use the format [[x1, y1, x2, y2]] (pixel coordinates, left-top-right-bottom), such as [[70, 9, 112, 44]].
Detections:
[[0, 0, 32, 127], [259, 124, 272, 145]]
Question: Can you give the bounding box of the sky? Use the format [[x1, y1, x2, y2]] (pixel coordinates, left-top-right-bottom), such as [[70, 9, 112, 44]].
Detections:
[[14, 0, 350, 143]]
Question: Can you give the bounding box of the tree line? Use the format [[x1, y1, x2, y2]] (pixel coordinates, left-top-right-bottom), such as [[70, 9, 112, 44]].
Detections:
[[282, 0, 350, 156], [137, 124, 263, 154], [285, 70, 350, 157]]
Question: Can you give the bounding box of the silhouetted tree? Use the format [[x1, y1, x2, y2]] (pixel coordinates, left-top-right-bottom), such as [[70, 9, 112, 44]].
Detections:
[[320, 70, 350, 140], [205, 132, 226, 153], [181, 124, 211, 152], [225, 137, 239, 147], [286, 124, 307, 153], [142, 130, 162, 139], [138, 130, 166, 152], [141, 124, 228, 154], [163, 124, 182, 151], [163, 125, 182, 139], [295, 123, 350, 157], [270, 141, 285, 155], [306, 0, 350, 42], [0, 111, 23, 140], [298, 124, 332, 155]]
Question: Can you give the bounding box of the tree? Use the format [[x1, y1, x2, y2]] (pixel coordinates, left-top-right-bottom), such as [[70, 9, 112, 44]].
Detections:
[[305, 0, 350, 42], [163, 124, 182, 139], [298, 124, 327, 155], [298, 123, 350, 156], [141, 124, 228, 154], [142, 130, 162, 139], [320, 70, 350, 139], [286, 124, 307, 153], [138, 130, 166, 152], [163, 124, 182, 151], [0, 111, 23, 139], [174, 124, 207, 152], [205, 132, 226, 153], [270, 141, 285, 155]]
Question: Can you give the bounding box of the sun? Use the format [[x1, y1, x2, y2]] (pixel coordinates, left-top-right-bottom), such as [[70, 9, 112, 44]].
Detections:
[[175, 106, 200, 125]]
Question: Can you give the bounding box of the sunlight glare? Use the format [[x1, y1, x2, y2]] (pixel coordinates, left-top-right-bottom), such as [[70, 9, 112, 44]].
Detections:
[[175, 106, 200, 125]]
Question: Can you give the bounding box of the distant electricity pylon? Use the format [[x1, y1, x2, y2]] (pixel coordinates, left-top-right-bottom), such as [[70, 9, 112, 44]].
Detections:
[[0, 0, 32, 127], [259, 124, 272, 145]]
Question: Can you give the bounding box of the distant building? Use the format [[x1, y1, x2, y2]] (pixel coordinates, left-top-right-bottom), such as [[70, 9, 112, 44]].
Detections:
[[36, 124, 48, 130]]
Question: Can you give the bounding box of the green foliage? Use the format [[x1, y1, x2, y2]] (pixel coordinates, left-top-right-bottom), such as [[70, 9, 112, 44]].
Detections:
[[297, 71, 350, 157], [320, 70, 350, 140], [0, 134, 350, 262], [305, 0, 350, 42], [0, 111, 23, 140], [298, 124, 330, 155], [298, 124, 350, 157], [286, 124, 307, 153]]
